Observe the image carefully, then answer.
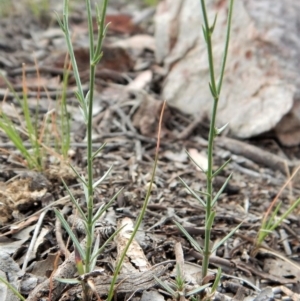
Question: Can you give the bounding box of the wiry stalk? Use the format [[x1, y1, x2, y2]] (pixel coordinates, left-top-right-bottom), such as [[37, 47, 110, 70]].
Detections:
[[200, 0, 234, 279]]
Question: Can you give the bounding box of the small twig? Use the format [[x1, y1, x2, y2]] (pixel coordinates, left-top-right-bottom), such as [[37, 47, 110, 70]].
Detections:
[[22, 209, 48, 273]]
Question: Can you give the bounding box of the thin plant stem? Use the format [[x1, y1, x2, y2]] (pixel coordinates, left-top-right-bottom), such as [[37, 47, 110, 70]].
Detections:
[[200, 0, 234, 279], [84, 0, 109, 275], [106, 101, 166, 301]]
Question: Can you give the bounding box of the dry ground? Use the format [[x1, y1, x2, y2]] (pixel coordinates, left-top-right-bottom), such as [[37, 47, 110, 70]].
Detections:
[[0, 2, 299, 300]]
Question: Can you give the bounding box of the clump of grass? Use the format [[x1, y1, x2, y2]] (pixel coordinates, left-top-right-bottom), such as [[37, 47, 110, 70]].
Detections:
[[0, 63, 71, 170], [256, 167, 300, 247], [0, 71, 45, 170], [175, 0, 238, 291]]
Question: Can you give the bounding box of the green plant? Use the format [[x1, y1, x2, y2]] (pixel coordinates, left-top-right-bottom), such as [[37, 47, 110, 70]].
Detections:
[[155, 264, 211, 301], [0, 275, 25, 301], [143, 0, 159, 6], [256, 166, 300, 247], [257, 198, 300, 246], [56, 55, 72, 159], [54, 0, 113, 295], [0, 67, 71, 170], [175, 0, 239, 286], [54, 0, 165, 299], [0, 74, 45, 170], [27, 0, 49, 18]]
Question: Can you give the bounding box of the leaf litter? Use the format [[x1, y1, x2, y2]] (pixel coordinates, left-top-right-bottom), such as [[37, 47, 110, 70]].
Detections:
[[0, 1, 299, 300]]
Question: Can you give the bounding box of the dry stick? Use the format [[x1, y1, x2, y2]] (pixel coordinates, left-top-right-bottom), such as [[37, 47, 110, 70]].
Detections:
[[22, 210, 48, 273], [215, 137, 296, 174]]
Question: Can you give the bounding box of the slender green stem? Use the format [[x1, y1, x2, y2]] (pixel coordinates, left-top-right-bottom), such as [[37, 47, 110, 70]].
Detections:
[[84, 0, 109, 275], [200, 0, 217, 95], [85, 0, 94, 59], [106, 102, 166, 301], [217, 0, 234, 94], [199, 0, 234, 280], [62, 0, 86, 119]]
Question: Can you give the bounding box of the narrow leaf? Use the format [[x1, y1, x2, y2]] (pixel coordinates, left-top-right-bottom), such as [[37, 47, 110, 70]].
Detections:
[[174, 221, 203, 254], [84, 90, 90, 106], [90, 233, 100, 271], [74, 244, 85, 275], [215, 122, 229, 135], [211, 267, 222, 292], [210, 13, 218, 34], [55, 277, 81, 284], [266, 202, 281, 230], [74, 91, 84, 106], [90, 225, 125, 263], [212, 223, 241, 253], [70, 165, 87, 187], [209, 82, 217, 99], [211, 173, 232, 206], [92, 142, 107, 160], [54, 209, 86, 260], [212, 159, 231, 178], [54, 11, 65, 32], [92, 187, 123, 223], [61, 178, 86, 221], [186, 283, 211, 297], [217, 0, 234, 94], [202, 25, 207, 43], [185, 150, 207, 174], [0, 275, 25, 300], [270, 197, 300, 231], [178, 177, 206, 207], [205, 211, 215, 230], [154, 276, 176, 296], [93, 165, 113, 189], [194, 189, 211, 197], [92, 52, 103, 66]]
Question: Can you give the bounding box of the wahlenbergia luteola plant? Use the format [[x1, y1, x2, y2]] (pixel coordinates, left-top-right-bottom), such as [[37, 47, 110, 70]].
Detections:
[[54, 0, 124, 299], [54, 0, 163, 300], [175, 0, 240, 291]]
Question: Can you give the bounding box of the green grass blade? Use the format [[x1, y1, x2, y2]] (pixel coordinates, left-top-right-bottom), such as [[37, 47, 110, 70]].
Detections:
[[174, 220, 203, 253], [0, 275, 25, 301], [269, 198, 300, 232], [211, 267, 222, 292]]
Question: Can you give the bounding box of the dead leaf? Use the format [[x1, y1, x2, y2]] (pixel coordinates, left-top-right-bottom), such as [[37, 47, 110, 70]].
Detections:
[[115, 217, 151, 274]]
